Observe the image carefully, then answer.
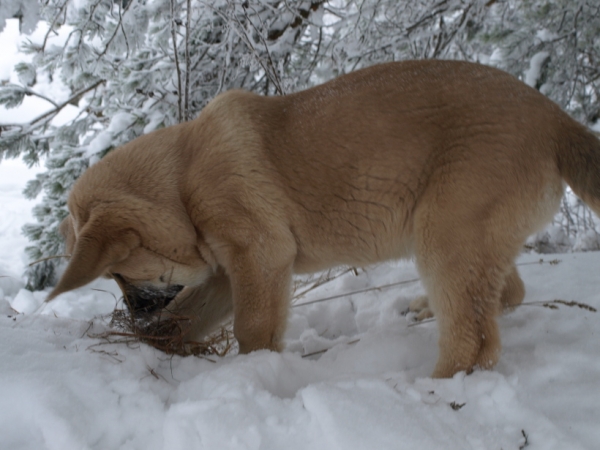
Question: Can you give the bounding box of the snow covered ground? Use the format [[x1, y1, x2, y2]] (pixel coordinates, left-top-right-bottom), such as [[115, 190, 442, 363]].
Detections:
[[1, 160, 600, 450]]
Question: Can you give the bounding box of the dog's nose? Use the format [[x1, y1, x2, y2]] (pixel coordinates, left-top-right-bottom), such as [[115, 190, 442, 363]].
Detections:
[[113, 274, 184, 313]]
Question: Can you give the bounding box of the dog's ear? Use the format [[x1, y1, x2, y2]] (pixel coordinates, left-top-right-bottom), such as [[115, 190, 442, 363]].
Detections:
[[47, 217, 140, 301]]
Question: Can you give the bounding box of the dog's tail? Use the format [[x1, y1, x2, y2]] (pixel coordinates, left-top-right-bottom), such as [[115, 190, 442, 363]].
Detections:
[[556, 123, 600, 216]]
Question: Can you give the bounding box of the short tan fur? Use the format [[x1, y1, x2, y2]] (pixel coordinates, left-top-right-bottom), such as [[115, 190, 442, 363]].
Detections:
[[49, 60, 600, 378]]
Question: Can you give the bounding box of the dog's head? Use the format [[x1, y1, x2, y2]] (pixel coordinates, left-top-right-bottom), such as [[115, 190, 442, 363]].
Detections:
[[47, 135, 216, 314], [50, 208, 213, 314]]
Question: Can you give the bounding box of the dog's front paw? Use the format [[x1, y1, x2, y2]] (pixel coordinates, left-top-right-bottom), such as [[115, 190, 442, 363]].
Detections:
[[408, 295, 434, 321]]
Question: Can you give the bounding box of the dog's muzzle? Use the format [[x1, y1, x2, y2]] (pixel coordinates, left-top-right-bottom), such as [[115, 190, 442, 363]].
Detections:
[[113, 274, 184, 314]]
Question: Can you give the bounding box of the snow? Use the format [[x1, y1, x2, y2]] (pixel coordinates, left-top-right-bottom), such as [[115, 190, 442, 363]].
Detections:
[[0, 158, 42, 285], [0, 0, 40, 34], [536, 29, 558, 43], [85, 131, 113, 158], [0, 19, 78, 126], [108, 112, 137, 134], [1, 160, 600, 450], [525, 51, 550, 88]]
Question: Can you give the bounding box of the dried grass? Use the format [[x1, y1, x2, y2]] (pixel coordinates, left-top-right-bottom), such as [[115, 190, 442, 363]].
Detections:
[[106, 267, 409, 354], [97, 309, 235, 358], [87, 265, 418, 357], [520, 299, 597, 312], [92, 267, 358, 358]]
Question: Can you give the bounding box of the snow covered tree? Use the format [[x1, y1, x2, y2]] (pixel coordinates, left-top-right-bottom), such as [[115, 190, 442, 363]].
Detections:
[[1, 0, 332, 289], [0, 0, 40, 34], [476, 0, 600, 251], [480, 0, 600, 125], [1, 0, 599, 289]]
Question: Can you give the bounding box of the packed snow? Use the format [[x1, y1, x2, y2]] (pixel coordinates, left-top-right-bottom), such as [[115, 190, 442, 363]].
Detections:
[[1, 160, 600, 450]]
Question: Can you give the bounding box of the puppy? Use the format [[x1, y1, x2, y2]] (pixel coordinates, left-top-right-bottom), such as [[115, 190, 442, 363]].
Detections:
[[48, 60, 600, 378]]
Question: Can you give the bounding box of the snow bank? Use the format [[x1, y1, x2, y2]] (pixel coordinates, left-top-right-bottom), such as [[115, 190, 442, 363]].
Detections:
[[1, 252, 599, 450], [1, 160, 600, 450]]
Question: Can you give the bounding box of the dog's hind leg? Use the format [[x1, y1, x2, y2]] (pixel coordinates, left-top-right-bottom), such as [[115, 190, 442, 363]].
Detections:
[[417, 252, 507, 377], [410, 263, 524, 320], [413, 195, 519, 378], [499, 265, 525, 311]]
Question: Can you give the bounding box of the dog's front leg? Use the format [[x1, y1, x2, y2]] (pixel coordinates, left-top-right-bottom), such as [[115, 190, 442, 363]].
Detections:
[[165, 267, 233, 341], [227, 247, 295, 354]]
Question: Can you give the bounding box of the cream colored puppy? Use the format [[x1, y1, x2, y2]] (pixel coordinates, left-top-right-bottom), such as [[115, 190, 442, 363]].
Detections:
[[48, 60, 600, 378]]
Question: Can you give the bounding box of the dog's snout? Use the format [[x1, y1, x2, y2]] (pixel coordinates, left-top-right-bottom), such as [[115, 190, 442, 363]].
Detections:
[[112, 274, 184, 313]]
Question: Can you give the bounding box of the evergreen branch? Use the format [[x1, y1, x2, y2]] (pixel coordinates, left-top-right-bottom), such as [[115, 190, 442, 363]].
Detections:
[[0, 79, 103, 133], [30, 79, 105, 127], [96, 13, 124, 60], [96, 0, 134, 61], [0, 80, 106, 133], [20, 87, 60, 109], [41, 0, 70, 52]]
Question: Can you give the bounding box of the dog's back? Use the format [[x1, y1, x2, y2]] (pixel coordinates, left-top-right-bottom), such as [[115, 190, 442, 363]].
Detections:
[[206, 61, 593, 269]]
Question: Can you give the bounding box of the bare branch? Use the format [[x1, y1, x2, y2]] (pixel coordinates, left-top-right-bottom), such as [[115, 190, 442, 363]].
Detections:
[[170, 0, 183, 122], [185, 0, 191, 121], [0, 79, 104, 131]]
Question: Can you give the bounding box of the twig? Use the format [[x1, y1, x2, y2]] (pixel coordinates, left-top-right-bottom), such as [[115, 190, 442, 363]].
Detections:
[[87, 346, 124, 363], [170, 0, 183, 122], [520, 429, 529, 449], [405, 297, 596, 329], [207, 1, 285, 95], [91, 288, 118, 303], [80, 320, 94, 338], [18, 87, 60, 108], [28, 254, 71, 266], [519, 299, 597, 312], [95, 0, 131, 61], [147, 366, 160, 379], [293, 278, 420, 308], [41, 0, 70, 52], [98, 309, 233, 359], [292, 267, 357, 301], [450, 401, 466, 411], [1, 79, 104, 131], [516, 259, 561, 266], [184, 0, 191, 121], [301, 338, 360, 358], [407, 317, 436, 327]]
